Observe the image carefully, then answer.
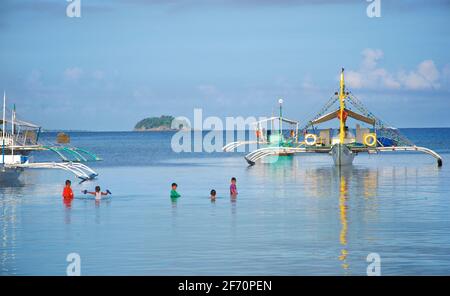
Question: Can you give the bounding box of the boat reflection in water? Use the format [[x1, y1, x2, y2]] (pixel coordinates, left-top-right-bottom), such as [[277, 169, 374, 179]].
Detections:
[[338, 173, 349, 272], [248, 156, 442, 274], [302, 164, 381, 274]]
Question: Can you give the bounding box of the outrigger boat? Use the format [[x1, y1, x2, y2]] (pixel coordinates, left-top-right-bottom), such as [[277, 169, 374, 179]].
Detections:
[[1, 93, 100, 182], [223, 99, 300, 157], [223, 69, 443, 167]]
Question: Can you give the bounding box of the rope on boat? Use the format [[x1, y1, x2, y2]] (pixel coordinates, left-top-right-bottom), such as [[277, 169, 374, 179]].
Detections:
[[301, 95, 339, 131], [346, 93, 414, 147]]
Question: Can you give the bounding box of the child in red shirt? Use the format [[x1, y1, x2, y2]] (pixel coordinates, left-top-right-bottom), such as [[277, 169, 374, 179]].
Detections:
[[62, 180, 74, 200]]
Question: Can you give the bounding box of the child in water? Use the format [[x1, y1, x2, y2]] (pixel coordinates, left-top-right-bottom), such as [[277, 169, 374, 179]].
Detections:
[[82, 186, 111, 200], [62, 180, 74, 200], [170, 183, 181, 198], [210, 189, 217, 201], [230, 177, 238, 196]]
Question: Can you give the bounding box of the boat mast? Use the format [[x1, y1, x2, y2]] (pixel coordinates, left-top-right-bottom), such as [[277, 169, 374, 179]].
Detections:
[[278, 98, 283, 145], [339, 68, 346, 144], [2, 91, 5, 166], [11, 104, 15, 158], [2, 92, 5, 139]]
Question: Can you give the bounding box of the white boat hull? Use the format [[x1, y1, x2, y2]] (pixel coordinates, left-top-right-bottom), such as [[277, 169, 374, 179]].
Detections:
[[331, 144, 355, 166], [0, 167, 22, 182]]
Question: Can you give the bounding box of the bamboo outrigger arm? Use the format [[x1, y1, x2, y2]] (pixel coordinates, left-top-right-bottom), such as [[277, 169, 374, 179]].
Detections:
[[244, 147, 311, 165], [11, 145, 102, 162], [5, 162, 98, 181], [222, 141, 262, 152], [373, 146, 443, 167], [244, 145, 443, 167]]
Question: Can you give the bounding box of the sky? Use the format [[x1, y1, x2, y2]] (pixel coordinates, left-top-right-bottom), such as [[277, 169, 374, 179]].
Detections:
[[1, 0, 449, 130]]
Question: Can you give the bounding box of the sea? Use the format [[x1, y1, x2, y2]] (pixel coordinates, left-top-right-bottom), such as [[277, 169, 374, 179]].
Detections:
[[1, 129, 449, 275]]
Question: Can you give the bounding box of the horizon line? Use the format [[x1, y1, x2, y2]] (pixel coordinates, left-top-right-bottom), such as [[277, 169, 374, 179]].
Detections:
[[42, 126, 450, 133]]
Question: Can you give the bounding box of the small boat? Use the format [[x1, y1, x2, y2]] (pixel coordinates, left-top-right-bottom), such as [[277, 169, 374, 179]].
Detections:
[[222, 99, 300, 157], [1, 92, 101, 182], [224, 69, 443, 167]]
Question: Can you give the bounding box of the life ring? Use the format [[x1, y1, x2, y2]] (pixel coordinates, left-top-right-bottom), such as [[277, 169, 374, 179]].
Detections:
[[363, 133, 377, 147], [255, 130, 262, 139], [305, 133, 317, 146]]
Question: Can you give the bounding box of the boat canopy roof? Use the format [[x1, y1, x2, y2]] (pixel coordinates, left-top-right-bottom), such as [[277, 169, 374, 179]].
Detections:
[[310, 108, 375, 126], [254, 116, 299, 126], [0, 118, 41, 129]]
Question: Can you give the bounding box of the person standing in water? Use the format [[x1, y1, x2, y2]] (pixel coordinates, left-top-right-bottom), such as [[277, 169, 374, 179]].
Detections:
[[83, 186, 111, 200], [63, 180, 74, 199], [210, 189, 217, 202], [230, 177, 238, 196], [170, 183, 181, 198], [62, 180, 74, 207]]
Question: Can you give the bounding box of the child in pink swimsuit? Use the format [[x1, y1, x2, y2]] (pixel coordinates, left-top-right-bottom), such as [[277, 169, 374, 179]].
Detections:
[[230, 177, 238, 196]]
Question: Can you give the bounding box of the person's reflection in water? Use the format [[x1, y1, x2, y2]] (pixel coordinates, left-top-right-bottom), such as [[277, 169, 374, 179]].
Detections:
[[170, 197, 178, 224], [229, 194, 237, 237], [94, 198, 112, 209], [230, 194, 237, 214], [64, 202, 72, 224], [95, 201, 101, 224], [171, 197, 178, 208], [63, 197, 73, 209]]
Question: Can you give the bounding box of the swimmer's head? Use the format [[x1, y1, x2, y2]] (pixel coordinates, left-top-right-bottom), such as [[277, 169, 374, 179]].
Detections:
[[171, 183, 178, 189], [65, 180, 71, 186], [210, 189, 216, 197], [95, 186, 101, 192]]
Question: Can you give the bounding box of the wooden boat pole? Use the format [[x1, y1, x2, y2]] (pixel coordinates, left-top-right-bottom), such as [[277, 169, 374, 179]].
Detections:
[[278, 99, 283, 145], [339, 69, 346, 144], [2, 92, 5, 167]]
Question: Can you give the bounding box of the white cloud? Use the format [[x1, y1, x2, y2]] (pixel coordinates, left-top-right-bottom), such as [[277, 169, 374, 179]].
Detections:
[[443, 64, 450, 90], [361, 48, 383, 70], [346, 49, 443, 91], [397, 60, 440, 90], [26, 69, 43, 89], [197, 84, 228, 105], [92, 70, 105, 80], [301, 75, 320, 92], [63, 67, 83, 82]]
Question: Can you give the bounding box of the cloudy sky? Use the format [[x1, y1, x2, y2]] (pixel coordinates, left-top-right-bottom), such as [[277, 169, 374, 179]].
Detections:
[[1, 0, 449, 130]]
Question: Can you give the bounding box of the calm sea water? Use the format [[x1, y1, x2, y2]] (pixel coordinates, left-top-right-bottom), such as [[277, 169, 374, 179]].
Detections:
[[1, 129, 449, 275]]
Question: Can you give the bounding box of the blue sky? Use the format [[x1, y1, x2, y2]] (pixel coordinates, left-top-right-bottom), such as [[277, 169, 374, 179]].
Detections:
[[1, 0, 449, 130]]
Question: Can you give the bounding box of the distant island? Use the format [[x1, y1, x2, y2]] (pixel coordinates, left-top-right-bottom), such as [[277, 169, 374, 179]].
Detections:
[[134, 115, 190, 131]]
